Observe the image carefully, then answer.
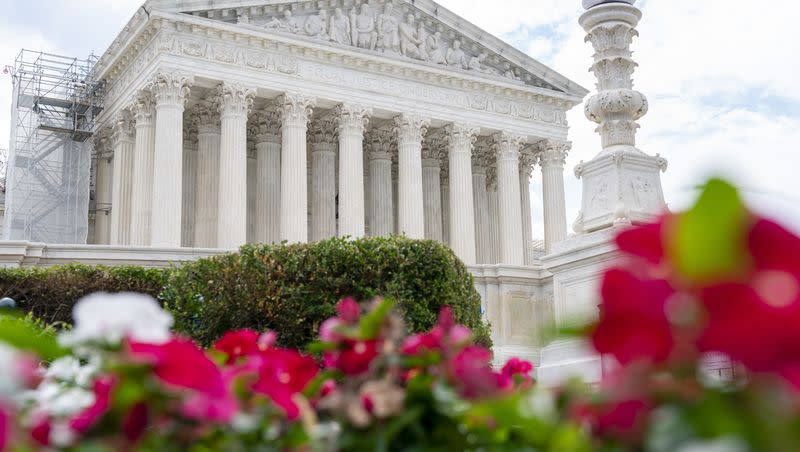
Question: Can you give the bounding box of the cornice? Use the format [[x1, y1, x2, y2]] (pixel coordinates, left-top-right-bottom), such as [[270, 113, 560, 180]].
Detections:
[[139, 0, 589, 98], [96, 9, 584, 110]]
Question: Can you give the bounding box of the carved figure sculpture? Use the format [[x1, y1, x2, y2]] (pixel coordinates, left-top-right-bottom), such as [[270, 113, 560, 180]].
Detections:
[[266, 10, 301, 33], [377, 3, 401, 55], [417, 23, 430, 61], [352, 4, 377, 50], [305, 10, 329, 40], [427, 32, 445, 64], [446, 40, 467, 69], [468, 52, 498, 74], [399, 15, 422, 59], [329, 8, 352, 46]]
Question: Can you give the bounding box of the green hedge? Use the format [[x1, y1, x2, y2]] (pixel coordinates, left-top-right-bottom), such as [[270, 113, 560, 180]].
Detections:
[[0, 236, 490, 350]]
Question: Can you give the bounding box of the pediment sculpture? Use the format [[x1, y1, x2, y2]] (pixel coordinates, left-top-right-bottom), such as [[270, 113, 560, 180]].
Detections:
[[219, 1, 553, 89]]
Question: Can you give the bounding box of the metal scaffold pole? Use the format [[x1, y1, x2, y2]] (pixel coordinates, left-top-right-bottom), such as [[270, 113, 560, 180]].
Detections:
[[3, 49, 104, 244]]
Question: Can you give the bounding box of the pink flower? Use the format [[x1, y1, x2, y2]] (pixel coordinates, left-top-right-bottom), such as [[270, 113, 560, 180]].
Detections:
[[320, 379, 337, 398], [214, 330, 260, 364], [324, 339, 381, 375], [401, 307, 471, 357], [448, 346, 502, 399], [252, 348, 319, 420], [591, 269, 676, 365], [501, 358, 534, 388], [337, 298, 361, 324], [128, 338, 237, 422], [320, 318, 344, 343], [69, 376, 116, 434]]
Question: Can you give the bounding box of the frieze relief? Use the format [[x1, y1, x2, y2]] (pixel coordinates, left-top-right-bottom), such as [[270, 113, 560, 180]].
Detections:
[[103, 18, 569, 128]]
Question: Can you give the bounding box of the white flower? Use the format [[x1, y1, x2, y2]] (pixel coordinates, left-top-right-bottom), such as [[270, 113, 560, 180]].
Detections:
[[0, 341, 22, 397], [58, 293, 174, 348], [25, 382, 95, 417], [44, 357, 98, 387]]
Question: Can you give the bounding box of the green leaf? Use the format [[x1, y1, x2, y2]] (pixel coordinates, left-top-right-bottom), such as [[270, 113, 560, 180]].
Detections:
[[358, 298, 396, 339], [670, 179, 751, 281], [0, 313, 67, 361]]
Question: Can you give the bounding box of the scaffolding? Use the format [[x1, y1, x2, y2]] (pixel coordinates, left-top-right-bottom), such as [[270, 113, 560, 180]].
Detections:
[[3, 50, 104, 244]]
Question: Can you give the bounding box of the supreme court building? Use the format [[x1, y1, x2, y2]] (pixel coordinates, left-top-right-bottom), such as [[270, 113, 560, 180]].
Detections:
[[3, 0, 669, 383]]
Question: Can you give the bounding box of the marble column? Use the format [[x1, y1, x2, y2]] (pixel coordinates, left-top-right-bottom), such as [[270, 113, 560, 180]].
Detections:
[[110, 110, 135, 245], [251, 106, 282, 244], [539, 139, 571, 254], [94, 136, 113, 245], [493, 132, 527, 266], [367, 128, 394, 237], [150, 72, 192, 248], [279, 93, 316, 243], [309, 116, 338, 241], [440, 169, 450, 246], [247, 148, 257, 244], [392, 162, 399, 234], [193, 102, 221, 248], [129, 91, 156, 247], [422, 149, 443, 242], [216, 83, 255, 249], [519, 149, 536, 265], [446, 124, 479, 265], [472, 149, 490, 264], [394, 113, 429, 239], [336, 104, 372, 239], [181, 122, 198, 248], [486, 166, 500, 264]]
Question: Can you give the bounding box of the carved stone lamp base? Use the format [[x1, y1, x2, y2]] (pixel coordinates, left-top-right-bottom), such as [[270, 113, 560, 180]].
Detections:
[[573, 147, 668, 234]]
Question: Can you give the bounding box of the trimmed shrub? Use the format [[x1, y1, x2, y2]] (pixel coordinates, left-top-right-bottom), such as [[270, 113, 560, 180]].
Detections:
[[163, 236, 490, 349], [0, 265, 167, 325], [0, 236, 490, 350]]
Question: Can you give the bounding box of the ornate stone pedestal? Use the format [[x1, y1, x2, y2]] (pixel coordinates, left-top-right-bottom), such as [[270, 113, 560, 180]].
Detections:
[[572, 1, 668, 233]]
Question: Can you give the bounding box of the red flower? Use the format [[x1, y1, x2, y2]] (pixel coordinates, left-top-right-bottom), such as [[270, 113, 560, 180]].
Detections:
[[0, 405, 8, 452], [122, 403, 149, 443], [573, 398, 651, 441], [214, 330, 260, 364], [337, 298, 361, 324], [252, 348, 319, 420], [448, 345, 502, 399], [128, 338, 237, 422], [324, 339, 381, 375], [70, 376, 116, 434], [30, 416, 50, 447], [615, 220, 667, 266], [501, 358, 534, 388], [320, 379, 337, 398], [592, 269, 676, 365]]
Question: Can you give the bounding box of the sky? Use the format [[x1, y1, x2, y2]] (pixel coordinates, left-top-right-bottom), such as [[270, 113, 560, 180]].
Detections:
[[1, 0, 798, 237]]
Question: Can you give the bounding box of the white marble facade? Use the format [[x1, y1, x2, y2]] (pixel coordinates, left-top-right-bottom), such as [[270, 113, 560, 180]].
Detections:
[[90, 0, 587, 265]]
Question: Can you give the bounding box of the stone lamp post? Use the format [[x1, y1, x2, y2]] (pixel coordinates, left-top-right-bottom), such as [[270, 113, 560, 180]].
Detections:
[[573, 0, 668, 233]]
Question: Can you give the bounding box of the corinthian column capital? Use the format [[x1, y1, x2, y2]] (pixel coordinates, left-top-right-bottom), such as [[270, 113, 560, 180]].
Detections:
[[519, 148, 537, 178], [278, 93, 316, 126], [130, 90, 156, 124], [217, 82, 256, 117], [491, 131, 527, 161], [150, 71, 193, 107], [250, 104, 282, 144], [536, 139, 571, 168], [112, 109, 135, 145], [444, 123, 479, 152], [335, 103, 372, 135], [393, 113, 430, 143], [308, 114, 338, 146]]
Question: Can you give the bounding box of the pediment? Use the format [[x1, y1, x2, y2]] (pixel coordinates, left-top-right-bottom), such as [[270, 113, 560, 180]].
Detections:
[[142, 0, 587, 97]]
